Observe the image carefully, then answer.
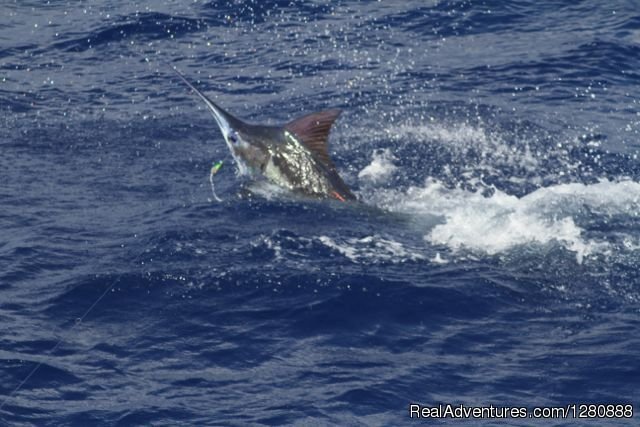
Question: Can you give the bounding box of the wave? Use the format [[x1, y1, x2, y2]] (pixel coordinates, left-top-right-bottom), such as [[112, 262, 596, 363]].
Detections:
[[51, 12, 205, 53]]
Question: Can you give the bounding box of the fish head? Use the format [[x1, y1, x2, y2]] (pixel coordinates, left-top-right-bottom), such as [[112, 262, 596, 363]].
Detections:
[[173, 69, 268, 176], [204, 104, 269, 176]]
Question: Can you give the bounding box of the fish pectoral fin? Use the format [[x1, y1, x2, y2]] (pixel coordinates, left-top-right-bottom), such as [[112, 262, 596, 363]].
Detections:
[[284, 109, 341, 169]]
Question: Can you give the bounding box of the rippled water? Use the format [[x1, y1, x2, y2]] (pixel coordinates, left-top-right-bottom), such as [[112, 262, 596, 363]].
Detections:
[[2, 1, 639, 425]]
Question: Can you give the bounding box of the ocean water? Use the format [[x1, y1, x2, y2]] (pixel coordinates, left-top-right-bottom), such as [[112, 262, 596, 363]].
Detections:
[[1, 0, 639, 425]]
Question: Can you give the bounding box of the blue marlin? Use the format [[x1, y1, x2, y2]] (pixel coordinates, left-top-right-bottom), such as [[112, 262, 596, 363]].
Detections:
[[174, 70, 356, 202]]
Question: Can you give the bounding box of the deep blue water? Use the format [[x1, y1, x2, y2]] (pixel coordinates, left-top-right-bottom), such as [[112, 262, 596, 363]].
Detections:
[[2, 1, 640, 425]]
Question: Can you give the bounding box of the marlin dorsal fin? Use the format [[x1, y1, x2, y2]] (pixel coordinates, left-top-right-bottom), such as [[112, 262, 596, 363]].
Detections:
[[284, 109, 341, 168]]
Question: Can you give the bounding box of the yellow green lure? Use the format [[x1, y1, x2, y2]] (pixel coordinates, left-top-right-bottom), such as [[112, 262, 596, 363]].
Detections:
[[209, 160, 224, 202]]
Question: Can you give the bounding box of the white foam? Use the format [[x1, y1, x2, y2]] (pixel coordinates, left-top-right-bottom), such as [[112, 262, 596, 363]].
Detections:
[[368, 179, 640, 263], [430, 252, 449, 264], [318, 235, 425, 264], [358, 149, 397, 184]]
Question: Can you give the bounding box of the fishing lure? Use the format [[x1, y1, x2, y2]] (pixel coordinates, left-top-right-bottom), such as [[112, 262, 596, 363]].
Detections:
[[209, 160, 224, 202]]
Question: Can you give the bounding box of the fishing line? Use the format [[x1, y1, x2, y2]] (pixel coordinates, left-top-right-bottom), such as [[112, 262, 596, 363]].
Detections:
[[0, 251, 144, 412], [2, 160, 227, 412], [1, 59, 232, 414]]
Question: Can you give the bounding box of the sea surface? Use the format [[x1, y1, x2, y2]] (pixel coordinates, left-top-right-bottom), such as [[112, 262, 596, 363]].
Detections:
[[1, 1, 640, 425]]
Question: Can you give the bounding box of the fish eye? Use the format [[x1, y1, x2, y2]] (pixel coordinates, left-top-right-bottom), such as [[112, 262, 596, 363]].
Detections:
[[228, 133, 238, 144]]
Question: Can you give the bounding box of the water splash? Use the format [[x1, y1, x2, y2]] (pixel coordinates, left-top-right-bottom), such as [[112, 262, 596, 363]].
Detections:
[[358, 148, 397, 184], [366, 178, 639, 263]]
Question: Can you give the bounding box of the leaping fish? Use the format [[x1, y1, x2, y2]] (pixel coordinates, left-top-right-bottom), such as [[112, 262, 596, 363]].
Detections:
[[174, 69, 356, 202]]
